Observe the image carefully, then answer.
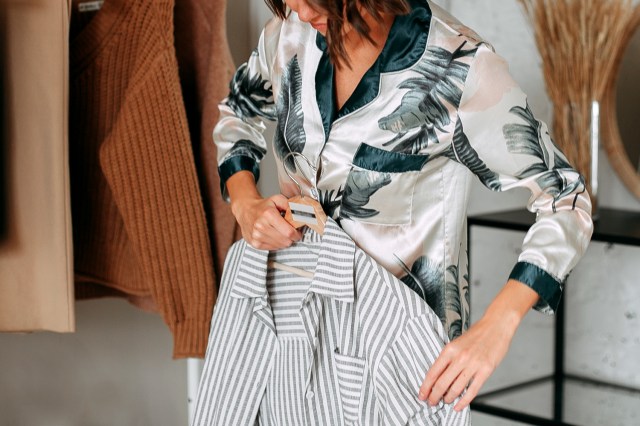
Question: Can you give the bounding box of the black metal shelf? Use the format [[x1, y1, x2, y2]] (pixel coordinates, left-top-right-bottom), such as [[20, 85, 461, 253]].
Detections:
[[468, 208, 640, 246], [468, 208, 640, 425]]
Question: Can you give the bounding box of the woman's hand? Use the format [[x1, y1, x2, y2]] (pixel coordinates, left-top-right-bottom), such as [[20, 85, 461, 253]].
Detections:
[[232, 194, 302, 250], [227, 171, 302, 250], [418, 279, 540, 411], [417, 315, 514, 411]]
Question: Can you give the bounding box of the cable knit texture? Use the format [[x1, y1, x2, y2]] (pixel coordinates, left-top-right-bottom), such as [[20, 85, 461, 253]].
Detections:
[[69, 0, 215, 358]]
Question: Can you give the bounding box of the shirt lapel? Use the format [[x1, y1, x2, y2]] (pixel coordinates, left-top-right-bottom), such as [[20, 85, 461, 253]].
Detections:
[[297, 219, 361, 395], [304, 218, 356, 303], [230, 244, 276, 335]]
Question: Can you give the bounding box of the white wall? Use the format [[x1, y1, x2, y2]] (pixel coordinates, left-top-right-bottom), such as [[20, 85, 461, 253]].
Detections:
[[1, 1, 639, 425]]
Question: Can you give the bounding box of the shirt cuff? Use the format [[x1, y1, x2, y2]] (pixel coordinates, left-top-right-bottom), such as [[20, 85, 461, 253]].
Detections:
[[218, 155, 261, 201], [508, 261, 564, 314]]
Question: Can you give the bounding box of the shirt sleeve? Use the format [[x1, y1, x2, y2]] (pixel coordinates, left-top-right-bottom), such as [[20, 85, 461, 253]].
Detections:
[[213, 20, 281, 200], [456, 43, 594, 314], [375, 314, 470, 425]]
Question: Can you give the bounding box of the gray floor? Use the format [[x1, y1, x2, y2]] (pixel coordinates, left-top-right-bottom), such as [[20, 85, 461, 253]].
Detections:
[[473, 380, 640, 426], [0, 299, 188, 426]]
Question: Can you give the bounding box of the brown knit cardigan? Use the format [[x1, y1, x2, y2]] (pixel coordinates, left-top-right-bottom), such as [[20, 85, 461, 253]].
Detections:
[[69, 0, 226, 358]]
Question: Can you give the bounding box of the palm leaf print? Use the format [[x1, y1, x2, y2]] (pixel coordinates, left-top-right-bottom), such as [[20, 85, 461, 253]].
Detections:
[[534, 171, 567, 196], [380, 88, 451, 134], [397, 256, 446, 323], [505, 102, 574, 171], [411, 43, 477, 109], [274, 55, 306, 172], [448, 322, 462, 341], [552, 147, 573, 170], [447, 318, 462, 340], [225, 56, 274, 121], [538, 172, 587, 212], [555, 175, 587, 210], [503, 103, 551, 167], [221, 139, 267, 164], [445, 264, 470, 341], [318, 187, 343, 219], [414, 43, 477, 94], [512, 162, 548, 179], [382, 125, 437, 155], [340, 169, 391, 220], [378, 42, 478, 154], [503, 103, 587, 210], [444, 119, 502, 191]]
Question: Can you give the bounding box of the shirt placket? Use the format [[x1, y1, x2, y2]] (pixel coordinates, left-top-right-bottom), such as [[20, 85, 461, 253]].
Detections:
[[299, 292, 323, 423]]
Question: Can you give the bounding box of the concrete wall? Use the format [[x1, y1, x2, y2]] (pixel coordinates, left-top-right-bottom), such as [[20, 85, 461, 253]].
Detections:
[[0, 1, 638, 425]]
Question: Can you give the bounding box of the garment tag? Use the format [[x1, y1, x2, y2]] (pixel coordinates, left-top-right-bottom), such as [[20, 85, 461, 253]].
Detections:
[[289, 202, 319, 226], [78, 1, 104, 13]]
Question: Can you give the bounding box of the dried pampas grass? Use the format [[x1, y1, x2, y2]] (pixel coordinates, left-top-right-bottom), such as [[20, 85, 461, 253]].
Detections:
[[519, 0, 637, 201]]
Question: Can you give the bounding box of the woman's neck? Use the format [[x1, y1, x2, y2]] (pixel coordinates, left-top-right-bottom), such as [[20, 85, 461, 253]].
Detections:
[[332, 10, 396, 109], [343, 10, 395, 52]]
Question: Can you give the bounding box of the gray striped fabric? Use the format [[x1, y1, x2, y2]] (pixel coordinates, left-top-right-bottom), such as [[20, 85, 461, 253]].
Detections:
[[192, 219, 470, 425]]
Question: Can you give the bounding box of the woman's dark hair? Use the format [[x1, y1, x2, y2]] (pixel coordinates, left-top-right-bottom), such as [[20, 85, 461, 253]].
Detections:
[[264, 0, 410, 68]]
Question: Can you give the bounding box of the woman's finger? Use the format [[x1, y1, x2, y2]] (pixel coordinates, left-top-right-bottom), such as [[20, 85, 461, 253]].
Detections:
[[418, 350, 452, 401], [424, 357, 465, 406], [265, 206, 302, 242], [444, 370, 472, 404], [453, 367, 491, 412], [250, 217, 294, 249], [269, 194, 291, 212]]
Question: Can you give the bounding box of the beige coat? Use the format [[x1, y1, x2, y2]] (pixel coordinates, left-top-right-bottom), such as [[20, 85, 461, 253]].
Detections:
[[0, 0, 75, 333]]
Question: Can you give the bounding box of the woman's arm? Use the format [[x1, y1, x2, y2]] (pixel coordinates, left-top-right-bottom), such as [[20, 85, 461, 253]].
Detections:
[[418, 279, 538, 411], [214, 19, 300, 250], [417, 42, 593, 410]]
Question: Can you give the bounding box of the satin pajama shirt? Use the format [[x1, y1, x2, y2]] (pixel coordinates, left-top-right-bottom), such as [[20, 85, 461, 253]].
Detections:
[[213, 0, 593, 341]]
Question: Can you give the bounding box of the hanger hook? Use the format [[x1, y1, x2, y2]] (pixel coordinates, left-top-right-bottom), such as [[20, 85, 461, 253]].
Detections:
[[283, 151, 316, 196]]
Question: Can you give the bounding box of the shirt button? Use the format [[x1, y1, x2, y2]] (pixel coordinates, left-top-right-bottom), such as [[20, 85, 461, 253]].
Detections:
[[306, 391, 314, 399]]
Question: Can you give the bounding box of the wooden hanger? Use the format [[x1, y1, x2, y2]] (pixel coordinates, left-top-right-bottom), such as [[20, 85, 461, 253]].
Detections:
[[283, 195, 327, 235], [281, 151, 326, 236], [268, 198, 325, 278], [267, 260, 314, 278]]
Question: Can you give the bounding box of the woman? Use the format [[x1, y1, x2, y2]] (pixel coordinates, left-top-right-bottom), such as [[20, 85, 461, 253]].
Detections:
[[214, 0, 593, 413]]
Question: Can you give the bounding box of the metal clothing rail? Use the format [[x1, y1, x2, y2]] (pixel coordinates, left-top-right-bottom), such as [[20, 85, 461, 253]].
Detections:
[[187, 358, 204, 425]]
